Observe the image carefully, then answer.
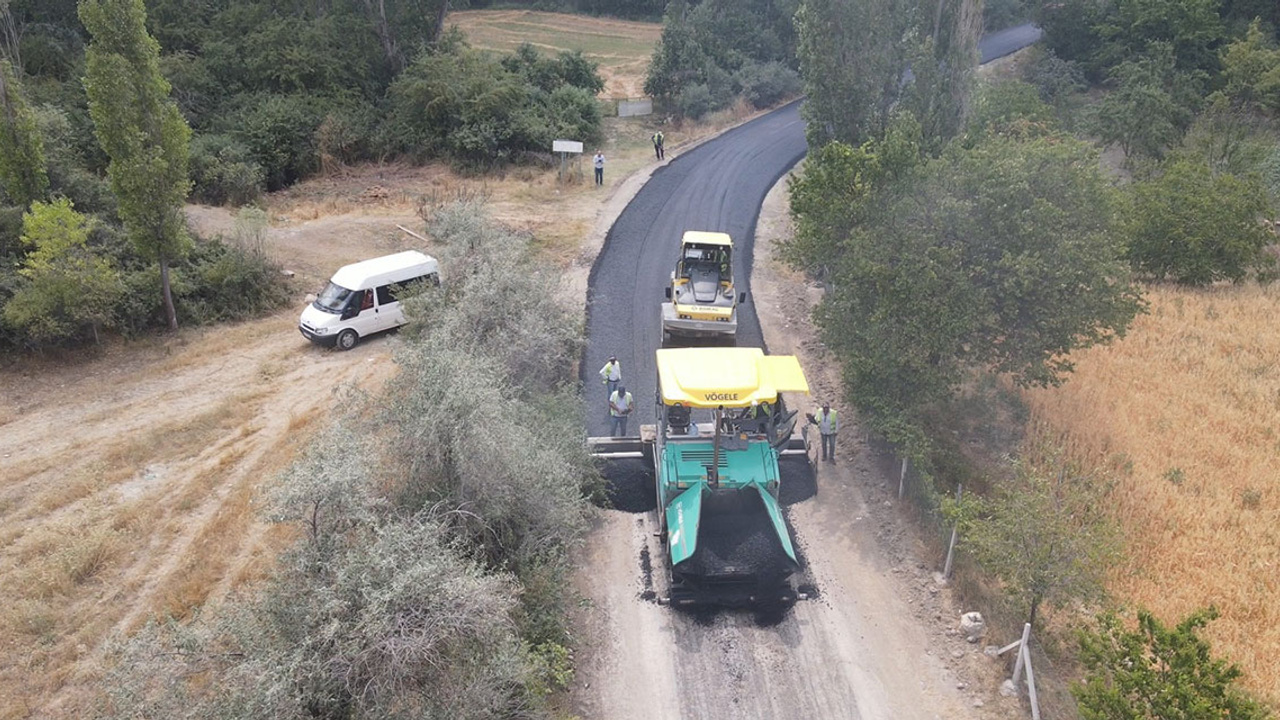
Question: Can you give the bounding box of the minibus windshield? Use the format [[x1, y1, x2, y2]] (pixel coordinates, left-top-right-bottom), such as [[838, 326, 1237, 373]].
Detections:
[[313, 282, 357, 313]]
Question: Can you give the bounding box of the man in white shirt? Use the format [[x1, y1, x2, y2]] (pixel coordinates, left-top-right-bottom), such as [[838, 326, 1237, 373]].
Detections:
[[609, 386, 633, 437]]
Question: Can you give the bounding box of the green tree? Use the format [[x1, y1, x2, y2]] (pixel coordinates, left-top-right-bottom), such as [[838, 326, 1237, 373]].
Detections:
[[1075, 607, 1271, 720], [784, 114, 923, 278], [1095, 0, 1226, 74], [1089, 43, 1202, 162], [80, 0, 192, 331], [962, 450, 1120, 625], [795, 0, 921, 145], [1036, 0, 1109, 70], [1220, 19, 1280, 112], [0, 58, 48, 206], [797, 0, 981, 147], [3, 198, 121, 344], [804, 133, 1143, 449], [1124, 156, 1275, 284]]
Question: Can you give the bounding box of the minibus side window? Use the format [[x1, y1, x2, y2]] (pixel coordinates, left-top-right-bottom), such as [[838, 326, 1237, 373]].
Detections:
[[379, 274, 434, 304]]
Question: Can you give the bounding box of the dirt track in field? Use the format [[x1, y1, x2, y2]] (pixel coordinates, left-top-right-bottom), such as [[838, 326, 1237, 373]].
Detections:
[[0, 200, 423, 717]]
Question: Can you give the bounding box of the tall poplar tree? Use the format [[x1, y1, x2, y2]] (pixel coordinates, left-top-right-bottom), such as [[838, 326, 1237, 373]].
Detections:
[[796, 0, 982, 148], [0, 58, 48, 207], [80, 0, 191, 331]]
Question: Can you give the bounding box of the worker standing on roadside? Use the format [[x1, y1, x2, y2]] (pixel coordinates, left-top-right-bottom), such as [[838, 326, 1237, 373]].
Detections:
[[808, 401, 839, 462], [651, 130, 665, 160], [610, 385, 634, 437], [599, 355, 621, 404], [593, 149, 605, 186]]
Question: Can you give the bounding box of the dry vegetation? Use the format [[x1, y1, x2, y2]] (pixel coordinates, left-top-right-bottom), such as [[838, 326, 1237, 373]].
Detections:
[[1025, 282, 1280, 703], [0, 10, 779, 716]]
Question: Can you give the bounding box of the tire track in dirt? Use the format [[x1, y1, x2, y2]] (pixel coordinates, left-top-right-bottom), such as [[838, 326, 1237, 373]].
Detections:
[[0, 211, 412, 718]]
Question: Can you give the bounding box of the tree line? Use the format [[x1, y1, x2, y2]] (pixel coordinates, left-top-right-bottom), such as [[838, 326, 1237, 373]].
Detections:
[[786, 0, 1277, 714], [0, 0, 608, 352]]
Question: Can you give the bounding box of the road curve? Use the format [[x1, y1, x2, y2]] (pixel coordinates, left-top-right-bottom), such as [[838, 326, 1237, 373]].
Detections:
[[583, 102, 807, 433], [583, 24, 1041, 432]]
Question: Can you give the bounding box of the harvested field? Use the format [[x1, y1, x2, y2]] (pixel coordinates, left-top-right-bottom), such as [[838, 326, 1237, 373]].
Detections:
[[1025, 282, 1280, 703], [447, 9, 661, 98]]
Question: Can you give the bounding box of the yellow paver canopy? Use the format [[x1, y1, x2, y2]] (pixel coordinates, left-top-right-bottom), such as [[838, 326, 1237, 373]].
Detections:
[[656, 347, 809, 408]]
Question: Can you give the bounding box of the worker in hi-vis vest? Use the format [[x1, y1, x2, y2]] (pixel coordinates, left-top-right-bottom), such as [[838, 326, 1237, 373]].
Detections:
[[599, 355, 621, 405], [808, 401, 839, 462], [609, 386, 634, 438]]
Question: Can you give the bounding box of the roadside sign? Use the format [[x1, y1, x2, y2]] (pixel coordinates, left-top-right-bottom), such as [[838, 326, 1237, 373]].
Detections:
[[553, 139, 584, 154]]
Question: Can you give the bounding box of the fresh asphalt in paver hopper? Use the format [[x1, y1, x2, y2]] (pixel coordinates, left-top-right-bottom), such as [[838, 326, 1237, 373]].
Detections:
[[581, 23, 1043, 434]]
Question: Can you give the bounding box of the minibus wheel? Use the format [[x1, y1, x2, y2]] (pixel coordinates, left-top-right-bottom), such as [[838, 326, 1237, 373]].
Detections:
[[336, 329, 359, 351]]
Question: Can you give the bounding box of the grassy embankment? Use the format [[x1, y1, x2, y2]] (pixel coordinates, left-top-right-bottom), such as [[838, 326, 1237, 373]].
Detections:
[[1025, 282, 1280, 703]]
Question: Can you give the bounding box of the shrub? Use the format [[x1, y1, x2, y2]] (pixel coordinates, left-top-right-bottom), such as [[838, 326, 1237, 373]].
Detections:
[[736, 61, 801, 109], [228, 93, 327, 190], [2, 199, 122, 347], [1022, 49, 1087, 104], [1261, 145, 1280, 205], [676, 83, 716, 119], [1124, 157, 1275, 284], [314, 105, 377, 171], [1075, 607, 1271, 719], [188, 134, 264, 206], [381, 49, 533, 167], [173, 220, 293, 325], [540, 85, 604, 147], [382, 44, 602, 169]]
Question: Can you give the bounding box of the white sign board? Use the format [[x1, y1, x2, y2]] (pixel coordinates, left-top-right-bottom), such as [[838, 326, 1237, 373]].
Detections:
[[553, 139, 584, 154]]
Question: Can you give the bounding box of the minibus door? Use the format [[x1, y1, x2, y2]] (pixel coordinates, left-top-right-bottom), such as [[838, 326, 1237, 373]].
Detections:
[[341, 289, 381, 337]]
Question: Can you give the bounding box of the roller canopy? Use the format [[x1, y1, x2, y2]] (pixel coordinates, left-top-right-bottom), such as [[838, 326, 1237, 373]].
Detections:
[[681, 230, 733, 246], [656, 347, 810, 409]]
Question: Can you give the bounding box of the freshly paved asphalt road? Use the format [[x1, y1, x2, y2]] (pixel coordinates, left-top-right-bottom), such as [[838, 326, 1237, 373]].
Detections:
[[583, 102, 807, 433], [583, 24, 1041, 435]]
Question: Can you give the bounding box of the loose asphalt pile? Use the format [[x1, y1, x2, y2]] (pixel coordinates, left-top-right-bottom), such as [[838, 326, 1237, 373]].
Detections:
[[599, 458, 656, 513]]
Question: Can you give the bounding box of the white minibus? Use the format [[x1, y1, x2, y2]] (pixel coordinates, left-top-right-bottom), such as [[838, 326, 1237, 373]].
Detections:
[[299, 250, 439, 350]]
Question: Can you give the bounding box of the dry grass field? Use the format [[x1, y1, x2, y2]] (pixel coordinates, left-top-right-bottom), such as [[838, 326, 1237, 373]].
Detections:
[[1025, 282, 1280, 703], [0, 10, 776, 714], [446, 9, 662, 98]]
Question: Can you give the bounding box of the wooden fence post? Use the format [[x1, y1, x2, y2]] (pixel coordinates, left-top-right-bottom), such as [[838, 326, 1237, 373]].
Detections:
[[1011, 622, 1032, 686], [1025, 642, 1041, 720], [898, 457, 909, 499], [943, 484, 962, 579]]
